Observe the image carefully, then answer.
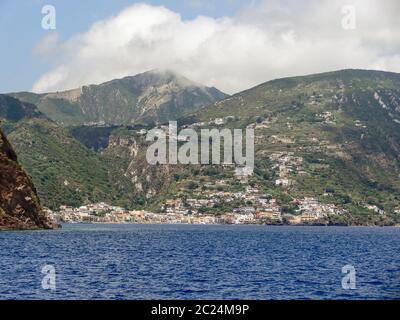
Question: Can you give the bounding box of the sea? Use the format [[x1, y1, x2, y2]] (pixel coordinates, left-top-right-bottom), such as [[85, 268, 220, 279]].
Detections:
[[0, 224, 399, 300]]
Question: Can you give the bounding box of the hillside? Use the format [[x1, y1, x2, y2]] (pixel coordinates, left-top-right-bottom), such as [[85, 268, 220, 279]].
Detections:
[[7, 118, 112, 209], [0, 94, 112, 209], [183, 69, 400, 223], [0, 95, 46, 133], [102, 69, 400, 225], [10, 70, 228, 126], [0, 128, 55, 230], [2, 70, 400, 225]]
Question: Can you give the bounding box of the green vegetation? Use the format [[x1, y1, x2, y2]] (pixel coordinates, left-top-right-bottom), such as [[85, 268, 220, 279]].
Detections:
[[10, 70, 227, 126], [7, 118, 112, 209], [2, 70, 400, 225]]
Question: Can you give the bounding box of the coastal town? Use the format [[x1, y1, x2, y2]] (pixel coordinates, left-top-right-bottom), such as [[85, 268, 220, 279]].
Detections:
[[46, 189, 348, 226], [44, 142, 389, 226]]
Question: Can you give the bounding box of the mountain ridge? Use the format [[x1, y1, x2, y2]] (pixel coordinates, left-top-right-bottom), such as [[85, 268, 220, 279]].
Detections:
[[2, 69, 400, 224], [9, 69, 228, 126]]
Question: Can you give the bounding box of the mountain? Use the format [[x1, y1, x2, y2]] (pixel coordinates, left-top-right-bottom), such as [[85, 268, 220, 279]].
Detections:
[[0, 95, 112, 209], [0, 95, 46, 133], [2, 69, 400, 225], [100, 69, 400, 225], [0, 128, 55, 230], [182, 69, 400, 223], [10, 70, 228, 126], [0, 94, 43, 122], [7, 118, 113, 209]]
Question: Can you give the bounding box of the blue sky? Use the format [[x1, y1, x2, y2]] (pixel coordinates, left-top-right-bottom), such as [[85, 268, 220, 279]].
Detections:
[[1, 0, 399, 95], [0, 0, 252, 93]]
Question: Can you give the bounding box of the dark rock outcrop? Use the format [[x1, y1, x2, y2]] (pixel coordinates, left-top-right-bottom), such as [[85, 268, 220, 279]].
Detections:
[[0, 129, 56, 230], [0, 94, 44, 122]]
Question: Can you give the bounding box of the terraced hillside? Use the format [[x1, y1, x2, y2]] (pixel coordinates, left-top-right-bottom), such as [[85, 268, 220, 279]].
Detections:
[[2, 70, 400, 225], [105, 70, 400, 225]]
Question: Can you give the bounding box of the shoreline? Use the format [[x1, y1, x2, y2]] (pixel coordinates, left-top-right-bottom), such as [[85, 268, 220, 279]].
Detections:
[[58, 222, 400, 227], [1, 222, 398, 232]]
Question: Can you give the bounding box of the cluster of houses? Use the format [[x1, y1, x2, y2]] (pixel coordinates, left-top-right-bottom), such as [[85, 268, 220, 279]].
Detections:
[[185, 116, 237, 129], [316, 111, 335, 124], [270, 152, 304, 188], [46, 145, 348, 226], [47, 194, 345, 225], [47, 203, 126, 223], [145, 116, 237, 133], [47, 205, 219, 225], [365, 204, 385, 215], [291, 197, 347, 222], [46, 203, 229, 225], [156, 181, 346, 224]]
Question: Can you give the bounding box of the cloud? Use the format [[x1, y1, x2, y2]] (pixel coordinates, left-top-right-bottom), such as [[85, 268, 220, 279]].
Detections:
[[32, 0, 400, 94], [32, 32, 59, 56]]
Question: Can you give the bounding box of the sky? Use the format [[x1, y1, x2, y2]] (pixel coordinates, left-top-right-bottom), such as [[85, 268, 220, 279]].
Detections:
[[1, 0, 399, 94]]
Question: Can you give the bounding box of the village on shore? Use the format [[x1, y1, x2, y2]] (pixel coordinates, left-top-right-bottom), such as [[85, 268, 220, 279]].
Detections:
[[45, 148, 391, 226], [45, 114, 394, 226], [46, 191, 348, 226]]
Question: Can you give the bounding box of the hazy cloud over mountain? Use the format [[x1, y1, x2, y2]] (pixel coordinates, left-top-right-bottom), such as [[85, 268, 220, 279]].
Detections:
[[33, 0, 400, 94]]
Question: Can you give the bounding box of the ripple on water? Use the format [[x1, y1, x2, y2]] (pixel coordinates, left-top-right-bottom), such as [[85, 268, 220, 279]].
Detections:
[[0, 224, 399, 300]]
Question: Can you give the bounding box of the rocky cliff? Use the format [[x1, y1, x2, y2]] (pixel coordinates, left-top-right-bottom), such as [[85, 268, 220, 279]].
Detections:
[[0, 129, 55, 230]]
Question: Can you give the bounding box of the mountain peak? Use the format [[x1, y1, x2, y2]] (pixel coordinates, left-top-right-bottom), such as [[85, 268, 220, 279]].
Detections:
[[110, 69, 206, 91], [10, 70, 228, 126]]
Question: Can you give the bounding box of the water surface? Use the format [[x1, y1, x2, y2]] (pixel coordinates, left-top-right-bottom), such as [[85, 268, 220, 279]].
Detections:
[[0, 224, 399, 299]]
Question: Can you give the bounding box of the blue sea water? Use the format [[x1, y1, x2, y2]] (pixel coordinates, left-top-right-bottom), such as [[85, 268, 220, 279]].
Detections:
[[0, 224, 399, 300]]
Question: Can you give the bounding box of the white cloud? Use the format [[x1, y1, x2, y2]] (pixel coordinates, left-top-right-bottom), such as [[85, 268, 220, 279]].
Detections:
[[33, 32, 59, 56], [32, 0, 400, 94]]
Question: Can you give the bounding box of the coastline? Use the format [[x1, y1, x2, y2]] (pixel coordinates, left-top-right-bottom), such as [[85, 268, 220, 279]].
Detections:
[[54, 221, 400, 227]]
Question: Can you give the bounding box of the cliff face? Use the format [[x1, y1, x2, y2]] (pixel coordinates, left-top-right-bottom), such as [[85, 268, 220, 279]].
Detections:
[[0, 129, 55, 230]]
